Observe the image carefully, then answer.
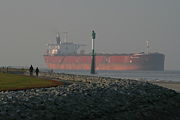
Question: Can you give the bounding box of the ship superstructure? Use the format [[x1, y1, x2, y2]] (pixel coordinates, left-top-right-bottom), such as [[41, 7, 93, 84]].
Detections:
[[46, 32, 80, 56]]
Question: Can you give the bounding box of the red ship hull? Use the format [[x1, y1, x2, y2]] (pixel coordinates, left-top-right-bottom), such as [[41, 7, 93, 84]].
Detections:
[[44, 53, 165, 71]]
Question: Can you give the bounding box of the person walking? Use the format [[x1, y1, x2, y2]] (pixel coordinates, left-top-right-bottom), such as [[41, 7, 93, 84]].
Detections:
[[35, 67, 39, 77], [29, 65, 34, 76]]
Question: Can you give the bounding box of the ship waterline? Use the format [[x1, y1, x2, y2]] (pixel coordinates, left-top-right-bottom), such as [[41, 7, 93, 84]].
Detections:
[[45, 63, 150, 71]]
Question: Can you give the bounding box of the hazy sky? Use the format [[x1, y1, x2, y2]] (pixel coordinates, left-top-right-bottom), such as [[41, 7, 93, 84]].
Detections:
[[0, 0, 180, 70]]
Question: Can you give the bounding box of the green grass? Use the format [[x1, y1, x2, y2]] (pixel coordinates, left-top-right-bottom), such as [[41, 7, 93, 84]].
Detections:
[[0, 73, 63, 91]]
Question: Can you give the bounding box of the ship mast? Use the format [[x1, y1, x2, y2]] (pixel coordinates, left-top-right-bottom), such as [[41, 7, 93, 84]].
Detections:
[[56, 32, 61, 44], [63, 32, 68, 42], [146, 40, 150, 54]]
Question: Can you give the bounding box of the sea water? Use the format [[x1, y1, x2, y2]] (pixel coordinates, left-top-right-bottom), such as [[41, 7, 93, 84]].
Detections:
[[53, 70, 180, 82]]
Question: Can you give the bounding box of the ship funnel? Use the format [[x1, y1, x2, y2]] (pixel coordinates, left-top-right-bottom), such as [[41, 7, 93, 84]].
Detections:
[[56, 32, 61, 44]]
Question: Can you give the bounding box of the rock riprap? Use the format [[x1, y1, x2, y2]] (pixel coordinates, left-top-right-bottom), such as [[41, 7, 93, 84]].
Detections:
[[0, 73, 180, 120]]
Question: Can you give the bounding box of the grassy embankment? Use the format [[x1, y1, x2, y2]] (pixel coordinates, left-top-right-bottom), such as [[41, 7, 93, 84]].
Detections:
[[0, 73, 64, 91]]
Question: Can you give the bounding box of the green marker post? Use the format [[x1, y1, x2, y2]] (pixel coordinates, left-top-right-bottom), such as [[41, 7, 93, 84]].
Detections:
[[91, 30, 96, 74]]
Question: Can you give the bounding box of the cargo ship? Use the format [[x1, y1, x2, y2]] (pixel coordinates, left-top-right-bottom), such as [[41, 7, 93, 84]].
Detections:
[[43, 33, 165, 71]]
